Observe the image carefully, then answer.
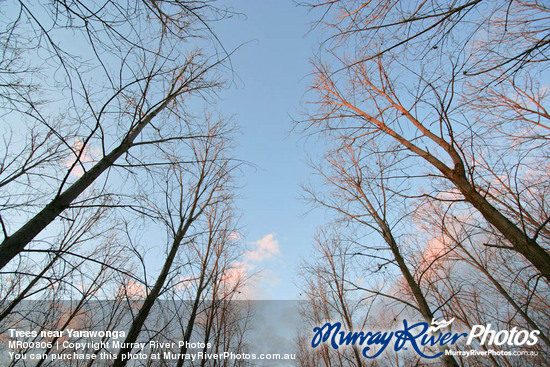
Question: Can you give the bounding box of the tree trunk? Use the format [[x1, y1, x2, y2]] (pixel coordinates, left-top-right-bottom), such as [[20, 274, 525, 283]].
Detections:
[[451, 172, 550, 284], [380, 220, 460, 367], [112, 191, 201, 367], [0, 92, 176, 270]]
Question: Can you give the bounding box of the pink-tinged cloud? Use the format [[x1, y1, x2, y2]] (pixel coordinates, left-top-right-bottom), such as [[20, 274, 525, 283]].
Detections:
[[221, 261, 258, 300], [244, 233, 281, 262], [423, 237, 446, 262], [415, 235, 454, 280], [118, 280, 147, 300], [62, 138, 100, 177], [222, 262, 249, 289], [218, 233, 284, 300], [54, 306, 90, 331]]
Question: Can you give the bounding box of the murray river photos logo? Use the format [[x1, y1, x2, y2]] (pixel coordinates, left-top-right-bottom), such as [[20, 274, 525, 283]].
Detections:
[[310, 318, 540, 359]]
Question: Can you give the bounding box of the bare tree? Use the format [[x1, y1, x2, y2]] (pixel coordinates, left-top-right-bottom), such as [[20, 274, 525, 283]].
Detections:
[[111, 117, 236, 366], [0, 3, 252, 366], [304, 0, 549, 80], [0, 210, 132, 367], [414, 197, 550, 355], [303, 142, 460, 365], [302, 0, 550, 283], [174, 193, 244, 366], [0, 201, 119, 324], [0, 0, 232, 269], [298, 234, 370, 367]]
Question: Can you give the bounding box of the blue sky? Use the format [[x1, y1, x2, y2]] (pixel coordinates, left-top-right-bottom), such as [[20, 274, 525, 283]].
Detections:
[[212, 1, 324, 300]]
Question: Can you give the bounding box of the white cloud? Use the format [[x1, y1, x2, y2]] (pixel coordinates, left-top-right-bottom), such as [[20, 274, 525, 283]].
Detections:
[[228, 231, 242, 241], [244, 233, 281, 262]]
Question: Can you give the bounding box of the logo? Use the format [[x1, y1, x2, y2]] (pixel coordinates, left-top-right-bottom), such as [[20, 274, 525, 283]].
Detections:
[[467, 324, 539, 347], [310, 319, 539, 360], [427, 318, 455, 334], [311, 320, 466, 359]]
